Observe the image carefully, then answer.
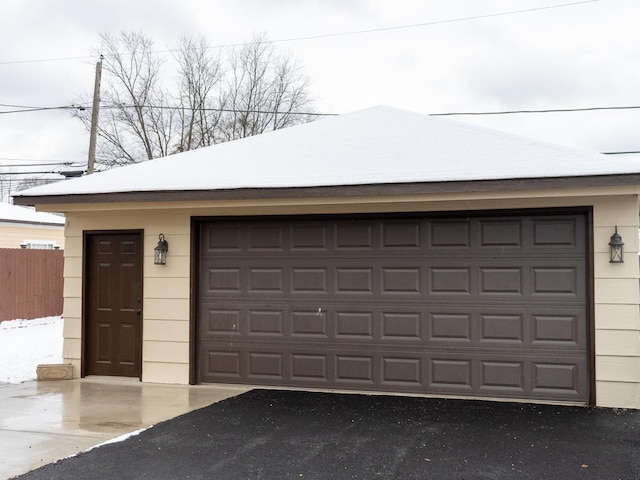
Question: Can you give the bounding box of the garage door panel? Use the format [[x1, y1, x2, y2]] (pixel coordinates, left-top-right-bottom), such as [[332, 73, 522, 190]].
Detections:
[[336, 267, 374, 293], [335, 222, 374, 250], [248, 352, 285, 380], [531, 266, 582, 297], [480, 360, 526, 392], [532, 311, 585, 347], [531, 217, 582, 249], [429, 358, 473, 390], [480, 267, 523, 295], [479, 313, 524, 343], [381, 221, 421, 249], [206, 267, 242, 293], [248, 224, 286, 251], [429, 267, 472, 295], [478, 220, 523, 248], [382, 357, 422, 386], [292, 268, 328, 293], [203, 222, 242, 252], [335, 311, 374, 339], [429, 312, 473, 343], [291, 223, 329, 250], [381, 311, 422, 340], [206, 264, 586, 301], [291, 353, 328, 382], [198, 212, 589, 404], [429, 220, 470, 247], [291, 309, 329, 337], [201, 301, 586, 350], [204, 350, 241, 379], [203, 307, 241, 335], [249, 268, 284, 293], [336, 355, 375, 384], [532, 359, 587, 399], [199, 342, 588, 401]]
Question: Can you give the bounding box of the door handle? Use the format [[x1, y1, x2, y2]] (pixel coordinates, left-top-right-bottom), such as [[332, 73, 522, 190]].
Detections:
[[135, 309, 141, 315]]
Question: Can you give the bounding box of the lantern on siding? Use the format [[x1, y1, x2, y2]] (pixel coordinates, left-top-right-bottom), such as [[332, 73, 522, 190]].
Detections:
[[154, 233, 169, 265], [608, 226, 624, 263]]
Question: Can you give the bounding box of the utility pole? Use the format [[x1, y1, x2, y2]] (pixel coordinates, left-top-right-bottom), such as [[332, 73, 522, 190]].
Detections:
[[87, 55, 103, 174]]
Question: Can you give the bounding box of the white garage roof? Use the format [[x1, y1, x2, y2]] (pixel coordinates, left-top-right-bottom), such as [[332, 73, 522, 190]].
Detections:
[[15, 105, 640, 199], [0, 202, 64, 225]]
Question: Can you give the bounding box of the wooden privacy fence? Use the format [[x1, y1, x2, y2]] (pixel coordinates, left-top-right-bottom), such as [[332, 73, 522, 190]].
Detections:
[[0, 248, 64, 321]]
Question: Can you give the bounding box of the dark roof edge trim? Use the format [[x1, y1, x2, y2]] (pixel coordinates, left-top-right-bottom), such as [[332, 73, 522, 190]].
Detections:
[[13, 174, 640, 207]]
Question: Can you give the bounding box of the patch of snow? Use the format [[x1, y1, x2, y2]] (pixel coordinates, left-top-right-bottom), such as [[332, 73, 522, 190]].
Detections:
[[59, 427, 150, 462], [0, 316, 63, 383], [72, 427, 150, 457]]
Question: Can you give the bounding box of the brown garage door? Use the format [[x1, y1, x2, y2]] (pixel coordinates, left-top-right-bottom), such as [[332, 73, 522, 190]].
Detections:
[[197, 211, 589, 403]]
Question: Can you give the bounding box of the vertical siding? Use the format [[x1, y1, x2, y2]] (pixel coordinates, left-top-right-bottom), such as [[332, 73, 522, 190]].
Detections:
[[0, 248, 64, 321]]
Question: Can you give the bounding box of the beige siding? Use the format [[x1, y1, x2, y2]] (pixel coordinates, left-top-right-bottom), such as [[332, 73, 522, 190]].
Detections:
[[62, 211, 192, 381], [596, 381, 640, 408], [591, 196, 640, 408], [596, 356, 640, 382], [142, 362, 190, 384], [56, 188, 640, 408], [594, 304, 639, 330], [0, 223, 64, 249]]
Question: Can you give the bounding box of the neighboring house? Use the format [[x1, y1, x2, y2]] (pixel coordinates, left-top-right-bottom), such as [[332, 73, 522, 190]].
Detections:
[[14, 106, 640, 409], [0, 202, 64, 249]]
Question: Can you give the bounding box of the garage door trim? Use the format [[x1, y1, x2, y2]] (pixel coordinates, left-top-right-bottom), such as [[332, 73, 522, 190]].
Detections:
[[190, 207, 594, 405]]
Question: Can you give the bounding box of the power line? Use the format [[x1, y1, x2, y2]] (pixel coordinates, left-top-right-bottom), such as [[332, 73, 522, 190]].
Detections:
[[0, 102, 329, 116], [0, 171, 64, 176], [0, 156, 81, 164], [103, 103, 332, 116], [0, 55, 92, 66], [0, 0, 599, 66], [0, 162, 81, 168], [431, 105, 640, 116], [602, 151, 640, 155], [228, 0, 600, 48], [0, 104, 85, 115], [4, 101, 640, 118]]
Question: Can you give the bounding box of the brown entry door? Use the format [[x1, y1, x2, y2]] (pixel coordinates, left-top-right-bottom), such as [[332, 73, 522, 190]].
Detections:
[[85, 232, 143, 377]]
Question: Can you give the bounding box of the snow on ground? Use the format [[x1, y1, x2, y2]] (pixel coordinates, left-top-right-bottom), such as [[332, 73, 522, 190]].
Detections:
[[0, 316, 63, 383]]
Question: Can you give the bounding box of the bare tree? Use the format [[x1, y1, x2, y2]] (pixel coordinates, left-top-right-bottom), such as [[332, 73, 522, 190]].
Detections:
[[73, 31, 177, 166], [0, 174, 16, 203], [73, 31, 317, 168], [220, 34, 315, 141], [1, 176, 59, 202], [173, 35, 225, 152]]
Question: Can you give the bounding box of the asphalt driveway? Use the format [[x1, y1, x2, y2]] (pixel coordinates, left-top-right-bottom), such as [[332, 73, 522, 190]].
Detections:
[[15, 389, 640, 479]]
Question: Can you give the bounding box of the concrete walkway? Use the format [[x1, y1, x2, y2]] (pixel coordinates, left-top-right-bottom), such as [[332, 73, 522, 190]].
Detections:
[[0, 378, 248, 479]]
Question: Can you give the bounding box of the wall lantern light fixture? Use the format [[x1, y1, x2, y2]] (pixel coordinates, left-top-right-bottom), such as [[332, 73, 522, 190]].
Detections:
[[154, 233, 169, 265], [608, 226, 624, 263]]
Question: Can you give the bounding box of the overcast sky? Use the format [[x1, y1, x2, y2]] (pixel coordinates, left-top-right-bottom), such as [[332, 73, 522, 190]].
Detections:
[[0, 0, 638, 181]]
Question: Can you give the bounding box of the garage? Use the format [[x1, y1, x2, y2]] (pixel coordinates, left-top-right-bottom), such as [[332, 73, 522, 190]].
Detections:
[[17, 105, 640, 408], [197, 209, 590, 404]]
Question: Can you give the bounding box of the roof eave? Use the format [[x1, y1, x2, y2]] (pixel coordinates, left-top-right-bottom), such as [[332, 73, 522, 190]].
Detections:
[[13, 174, 640, 207], [0, 218, 64, 227]]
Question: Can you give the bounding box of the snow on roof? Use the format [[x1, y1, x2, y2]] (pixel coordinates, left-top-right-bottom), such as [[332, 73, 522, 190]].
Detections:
[[15, 105, 640, 198], [0, 202, 65, 225]]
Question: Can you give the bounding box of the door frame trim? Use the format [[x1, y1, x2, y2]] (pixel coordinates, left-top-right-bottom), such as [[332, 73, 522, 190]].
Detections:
[[82, 229, 144, 379]]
